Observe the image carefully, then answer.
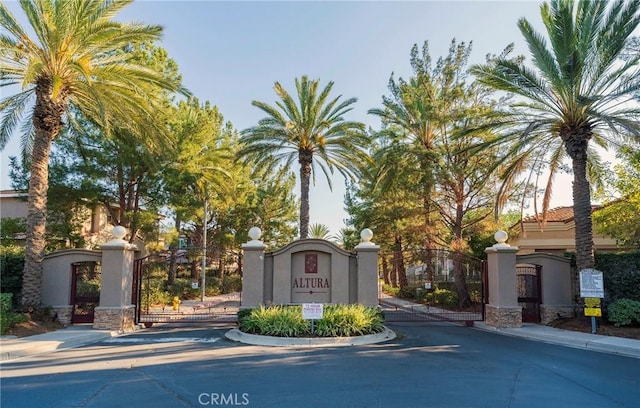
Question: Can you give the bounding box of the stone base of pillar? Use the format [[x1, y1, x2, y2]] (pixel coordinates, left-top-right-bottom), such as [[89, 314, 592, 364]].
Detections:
[[540, 305, 575, 324], [93, 305, 136, 332], [50, 306, 73, 325], [485, 305, 522, 328]]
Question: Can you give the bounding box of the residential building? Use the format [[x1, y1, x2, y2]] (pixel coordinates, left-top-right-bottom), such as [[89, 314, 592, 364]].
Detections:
[[510, 205, 619, 255]]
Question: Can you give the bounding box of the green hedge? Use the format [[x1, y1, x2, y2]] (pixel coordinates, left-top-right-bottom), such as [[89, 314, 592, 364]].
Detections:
[[0, 251, 24, 307], [594, 253, 640, 303]]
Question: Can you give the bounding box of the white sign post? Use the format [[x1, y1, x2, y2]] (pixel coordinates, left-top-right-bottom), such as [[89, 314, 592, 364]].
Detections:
[[302, 303, 324, 334], [579, 269, 604, 334]]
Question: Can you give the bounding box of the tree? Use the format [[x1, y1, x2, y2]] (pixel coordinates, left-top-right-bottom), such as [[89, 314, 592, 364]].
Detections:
[[368, 41, 455, 248], [308, 223, 331, 240], [239, 75, 370, 238], [163, 98, 233, 284], [0, 0, 185, 308], [471, 0, 640, 273], [593, 146, 640, 248]]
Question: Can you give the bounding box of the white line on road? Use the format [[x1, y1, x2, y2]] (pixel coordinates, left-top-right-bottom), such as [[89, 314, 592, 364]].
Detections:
[[104, 337, 221, 344]]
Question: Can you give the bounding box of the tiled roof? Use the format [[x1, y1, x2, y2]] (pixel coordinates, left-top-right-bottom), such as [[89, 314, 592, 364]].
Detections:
[[522, 205, 602, 223]]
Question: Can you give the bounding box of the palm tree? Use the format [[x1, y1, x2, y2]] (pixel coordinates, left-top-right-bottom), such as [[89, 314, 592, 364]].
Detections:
[[0, 0, 185, 309], [308, 223, 331, 240], [239, 76, 369, 239], [471, 0, 640, 273]]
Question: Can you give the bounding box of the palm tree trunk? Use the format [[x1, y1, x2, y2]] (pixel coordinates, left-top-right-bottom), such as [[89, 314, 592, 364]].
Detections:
[[22, 78, 66, 309], [299, 151, 312, 239], [571, 154, 596, 272]]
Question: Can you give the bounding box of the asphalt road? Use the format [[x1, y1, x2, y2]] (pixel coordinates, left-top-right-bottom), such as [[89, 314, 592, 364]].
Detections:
[[1, 322, 638, 408]]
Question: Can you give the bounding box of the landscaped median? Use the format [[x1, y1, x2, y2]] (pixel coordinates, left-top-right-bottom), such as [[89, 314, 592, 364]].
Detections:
[[225, 304, 396, 347]]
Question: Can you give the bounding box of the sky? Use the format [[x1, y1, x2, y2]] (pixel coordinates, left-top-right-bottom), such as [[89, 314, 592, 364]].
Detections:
[[0, 0, 610, 237]]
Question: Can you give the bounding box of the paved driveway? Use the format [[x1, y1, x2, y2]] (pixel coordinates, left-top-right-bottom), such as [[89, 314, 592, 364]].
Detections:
[[1, 322, 638, 407]]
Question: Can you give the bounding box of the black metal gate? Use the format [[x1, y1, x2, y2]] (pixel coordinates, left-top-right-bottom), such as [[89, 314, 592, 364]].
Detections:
[[133, 254, 239, 326], [380, 249, 486, 323], [70, 261, 101, 324], [517, 264, 542, 323]]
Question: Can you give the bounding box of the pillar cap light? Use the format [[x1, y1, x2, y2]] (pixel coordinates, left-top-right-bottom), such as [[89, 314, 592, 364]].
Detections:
[[360, 228, 373, 243], [493, 230, 510, 247], [112, 225, 127, 240], [248, 227, 262, 241]]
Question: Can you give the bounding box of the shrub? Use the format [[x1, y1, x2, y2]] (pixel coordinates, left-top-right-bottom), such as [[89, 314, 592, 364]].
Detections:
[[397, 285, 421, 300], [140, 279, 171, 310], [238, 304, 385, 337], [221, 273, 242, 294], [607, 298, 640, 327], [239, 305, 309, 337], [0, 250, 24, 307], [0, 293, 26, 335], [424, 289, 459, 308], [315, 304, 384, 337], [381, 284, 399, 297]]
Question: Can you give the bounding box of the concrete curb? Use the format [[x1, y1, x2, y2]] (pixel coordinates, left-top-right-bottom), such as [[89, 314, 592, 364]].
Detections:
[[225, 327, 396, 347], [0, 329, 120, 362], [473, 322, 640, 359]]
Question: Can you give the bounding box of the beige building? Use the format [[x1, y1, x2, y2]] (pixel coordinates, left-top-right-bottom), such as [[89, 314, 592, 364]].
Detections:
[[510, 205, 619, 255], [0, 189, 115, 248]]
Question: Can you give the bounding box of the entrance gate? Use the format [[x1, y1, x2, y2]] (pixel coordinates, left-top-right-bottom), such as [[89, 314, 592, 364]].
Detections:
[[133, 254, 239, 325], [70, 261, 101, 324], [517, 264, 542, 323], [380, 249, 486, 323]]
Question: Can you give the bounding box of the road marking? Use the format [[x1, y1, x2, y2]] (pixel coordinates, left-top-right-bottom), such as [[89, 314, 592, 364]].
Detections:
[[104, 337, 221, 344]]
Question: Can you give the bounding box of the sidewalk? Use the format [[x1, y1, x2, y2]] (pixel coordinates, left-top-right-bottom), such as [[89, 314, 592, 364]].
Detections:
[[0, 325, 119, 362], [381, 296, 640, 359]]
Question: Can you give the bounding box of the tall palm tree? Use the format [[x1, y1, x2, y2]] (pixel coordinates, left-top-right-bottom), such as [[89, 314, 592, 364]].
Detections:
[[0, 0, 185, 309], [471, 0, 640, 273], [239, 76, 369, 239], [308, 223, 331, 240]]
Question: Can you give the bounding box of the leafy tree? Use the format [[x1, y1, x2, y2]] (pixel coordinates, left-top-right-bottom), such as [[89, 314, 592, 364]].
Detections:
[[593, 146, 640, 249], [470, 0, 640, 274], [163, 98, 233, 284], [345, 145, 425, 289], [9, 155, 87, 250], [0, 217, 26, 247], [239, 75, 370, 238], [0, 0, 185, 309], [245, 167, 298, 248]]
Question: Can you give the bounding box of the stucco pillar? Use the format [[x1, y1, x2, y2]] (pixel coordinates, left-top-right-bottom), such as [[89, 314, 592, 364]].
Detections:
[[484, 231, 521, 328], [355, 229, 380, 307], [241, 227, 266, 308], [93, 226, 137, 332]]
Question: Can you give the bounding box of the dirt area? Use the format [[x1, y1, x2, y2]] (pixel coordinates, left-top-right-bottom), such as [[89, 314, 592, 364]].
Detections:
[[547, 316, 640, 340], [6, 310, 66, 338]]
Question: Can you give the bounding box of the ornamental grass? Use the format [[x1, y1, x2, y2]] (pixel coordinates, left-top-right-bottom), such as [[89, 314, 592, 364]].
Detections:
[[238, 304, 385, 337]]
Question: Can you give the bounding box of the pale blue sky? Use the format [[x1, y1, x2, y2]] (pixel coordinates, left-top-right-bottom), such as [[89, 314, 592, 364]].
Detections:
[[1, 0, 586, 236]]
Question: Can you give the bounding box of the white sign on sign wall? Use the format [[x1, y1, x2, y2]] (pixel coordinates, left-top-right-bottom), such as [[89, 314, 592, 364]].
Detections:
[[302, 303, 324, 320], [579, 269, 604, 298]]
